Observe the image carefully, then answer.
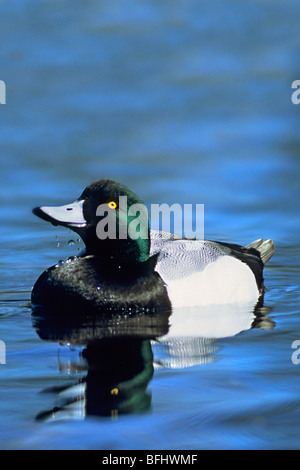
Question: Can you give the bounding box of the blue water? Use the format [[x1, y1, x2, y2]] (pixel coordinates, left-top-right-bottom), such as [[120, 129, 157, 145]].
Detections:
[[1, 0, 300, 450]]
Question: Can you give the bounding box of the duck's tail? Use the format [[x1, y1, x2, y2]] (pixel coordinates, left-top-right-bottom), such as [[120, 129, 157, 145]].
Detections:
[[247, 238, 275, 265]]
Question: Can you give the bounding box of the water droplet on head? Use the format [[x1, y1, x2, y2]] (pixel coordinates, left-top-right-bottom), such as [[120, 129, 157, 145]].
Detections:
[[68, 240, 75, 246], [55, 259, 65, 267], [66, 256, 76, 263]]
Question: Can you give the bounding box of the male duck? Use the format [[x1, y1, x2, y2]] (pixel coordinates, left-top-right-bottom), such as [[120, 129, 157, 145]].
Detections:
[[31, 179, 274, 313]]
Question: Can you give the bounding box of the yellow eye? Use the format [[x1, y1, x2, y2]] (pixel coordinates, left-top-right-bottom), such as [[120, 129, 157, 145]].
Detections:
[[108, 201, 117, 209]]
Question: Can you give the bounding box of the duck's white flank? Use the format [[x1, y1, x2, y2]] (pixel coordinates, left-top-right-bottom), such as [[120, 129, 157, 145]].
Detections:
[[164, 255, 259, 308]]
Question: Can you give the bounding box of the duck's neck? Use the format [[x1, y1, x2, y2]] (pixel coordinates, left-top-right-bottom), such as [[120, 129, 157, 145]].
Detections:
[[83, 228, 150, 265]]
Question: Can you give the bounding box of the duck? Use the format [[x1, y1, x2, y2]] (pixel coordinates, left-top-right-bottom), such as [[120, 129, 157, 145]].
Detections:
[[31, 179, 274, 314]]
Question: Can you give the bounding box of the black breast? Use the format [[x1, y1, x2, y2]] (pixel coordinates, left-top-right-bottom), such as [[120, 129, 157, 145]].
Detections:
[[31, 255, 171, 315]]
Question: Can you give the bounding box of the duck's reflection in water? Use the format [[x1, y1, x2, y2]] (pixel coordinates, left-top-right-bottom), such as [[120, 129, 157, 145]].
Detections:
[[153, 302, 274, 369], [83, 337, 153, 417], [32, 301, 274, 421], [32, 307, 170, 420]]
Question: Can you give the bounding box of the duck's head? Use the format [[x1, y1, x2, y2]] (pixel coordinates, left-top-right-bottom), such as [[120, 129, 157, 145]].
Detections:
[[33, 179, 150, 264]]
